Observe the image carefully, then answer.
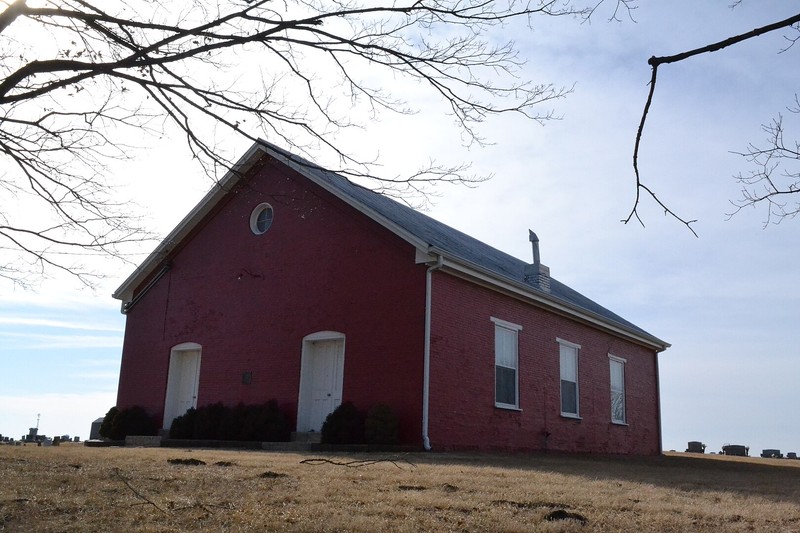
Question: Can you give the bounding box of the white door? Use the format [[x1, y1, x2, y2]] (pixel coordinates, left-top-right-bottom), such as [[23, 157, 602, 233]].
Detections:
[[297, 334, 345, 432], [163, 346, 201, 430]]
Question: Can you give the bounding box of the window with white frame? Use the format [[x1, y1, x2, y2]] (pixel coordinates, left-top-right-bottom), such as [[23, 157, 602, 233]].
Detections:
[[558, 339, 580, 417], [491, 318, 521, 409], [249, 202, 274, 235], [609, 355, 626, 424]]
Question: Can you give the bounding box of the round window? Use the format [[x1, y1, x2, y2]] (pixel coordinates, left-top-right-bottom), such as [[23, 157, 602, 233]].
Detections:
[[249, 203, 274, 235]]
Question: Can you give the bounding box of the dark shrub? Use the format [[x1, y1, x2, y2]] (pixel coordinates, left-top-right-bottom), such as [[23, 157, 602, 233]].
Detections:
[[98, 406, 119, 439], [169, 407, 197, 439], [169, 401, 291, 442], [218, 401, 292, 442], [364, 404, 399, 446], [247, 400, 291, 442], [321, 402, 365, 445], [108, 406, 157, 440], [218, 403, 247, 441], [192, 402, 228, 440]]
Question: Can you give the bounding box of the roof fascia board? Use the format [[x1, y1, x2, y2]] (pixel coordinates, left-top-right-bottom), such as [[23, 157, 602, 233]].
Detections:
[[112, 143, 268, 302], [432, 250, 669, 351]]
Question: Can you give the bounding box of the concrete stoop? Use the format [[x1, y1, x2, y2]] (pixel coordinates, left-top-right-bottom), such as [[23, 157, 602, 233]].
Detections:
[[290, 431, 321, 443], [262, 441, 317, 452], [125, 435, 162, 447], [255, 431, 322, 452]]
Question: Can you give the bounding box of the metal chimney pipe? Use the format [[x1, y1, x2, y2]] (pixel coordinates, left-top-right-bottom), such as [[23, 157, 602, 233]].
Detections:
[[529, 230, 540, 267]]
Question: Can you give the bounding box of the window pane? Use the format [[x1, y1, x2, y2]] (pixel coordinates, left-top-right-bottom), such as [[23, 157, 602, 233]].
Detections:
[[610, 358, 625, 422], [495, 326, 517, 368], [611, 390, 625, 422], [494, 323, 518, 407], [610, 359, 624, 391], [496, 365, 516, 406], [561, 379, 577, 414], [256, 207, 273, 233], [559, 343, 578, 415], [560, 345, 577, 381]]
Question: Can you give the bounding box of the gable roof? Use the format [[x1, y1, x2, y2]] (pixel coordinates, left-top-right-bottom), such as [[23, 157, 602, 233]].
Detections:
[[114, 140, 669, 351]]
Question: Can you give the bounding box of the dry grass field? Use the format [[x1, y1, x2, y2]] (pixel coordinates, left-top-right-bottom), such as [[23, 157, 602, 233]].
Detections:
[[1, 445, 800, 532]]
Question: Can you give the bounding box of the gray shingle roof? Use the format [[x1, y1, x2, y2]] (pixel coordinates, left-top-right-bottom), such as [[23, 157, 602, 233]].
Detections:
[[266, 141, 664, 347], [114, 140, 666, 349]]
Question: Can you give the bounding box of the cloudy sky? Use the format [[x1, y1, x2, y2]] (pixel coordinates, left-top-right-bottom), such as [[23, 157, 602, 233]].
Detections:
[[1, 1, 798, 454]]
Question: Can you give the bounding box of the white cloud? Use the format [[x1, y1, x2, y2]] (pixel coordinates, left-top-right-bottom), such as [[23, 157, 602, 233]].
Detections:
[[0, 331, 123, 350], [68, 371, 120, 381], [0, 316, 123, 332], [75, 358, 124, 368]]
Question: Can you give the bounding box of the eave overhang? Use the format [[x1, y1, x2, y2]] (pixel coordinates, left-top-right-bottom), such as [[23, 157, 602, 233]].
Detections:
[[422, 248, 670, 353]]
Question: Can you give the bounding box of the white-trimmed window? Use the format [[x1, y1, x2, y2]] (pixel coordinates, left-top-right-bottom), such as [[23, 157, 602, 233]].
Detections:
[[491, 317, 522, 409], [249, 202, 274, 235], [609, 355, 627, 424], [558, 339, 580, 418]]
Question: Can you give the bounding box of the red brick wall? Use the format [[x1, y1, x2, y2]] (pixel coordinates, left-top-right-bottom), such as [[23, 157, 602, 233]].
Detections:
[[116, 157, 427, 443], [427, 272, 661, 455], [116, 155, 662, 454]]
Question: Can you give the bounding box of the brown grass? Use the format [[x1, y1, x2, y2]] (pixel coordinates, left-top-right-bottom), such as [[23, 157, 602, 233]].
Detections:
[[2, 445, 800, 532]]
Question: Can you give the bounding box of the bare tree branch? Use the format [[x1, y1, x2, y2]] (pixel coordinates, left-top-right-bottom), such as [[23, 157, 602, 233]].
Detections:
[[3, 0, 625, 287], [0, 0, 26, 35], [629, 9, 800, 234], [728, 104, 800, 226]]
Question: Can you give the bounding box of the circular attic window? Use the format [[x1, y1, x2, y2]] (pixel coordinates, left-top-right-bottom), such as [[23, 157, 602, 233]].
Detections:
[[249, 203, 274, 235]]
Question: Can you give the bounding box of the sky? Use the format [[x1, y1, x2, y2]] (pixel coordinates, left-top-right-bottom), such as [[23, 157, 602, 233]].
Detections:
[[1, 1, 798, 454]]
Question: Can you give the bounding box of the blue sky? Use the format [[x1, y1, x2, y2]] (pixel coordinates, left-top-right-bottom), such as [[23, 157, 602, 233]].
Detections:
[[1, 1, 798, 453]]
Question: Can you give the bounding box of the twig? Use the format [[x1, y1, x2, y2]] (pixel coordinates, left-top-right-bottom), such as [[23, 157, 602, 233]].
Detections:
[[300, 456, 416, 469], [627, 60, 698, 237], [113, 467, 169, 515]]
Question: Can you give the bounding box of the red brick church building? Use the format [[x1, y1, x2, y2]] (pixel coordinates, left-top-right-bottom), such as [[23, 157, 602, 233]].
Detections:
[[113, 140, 669, 454]]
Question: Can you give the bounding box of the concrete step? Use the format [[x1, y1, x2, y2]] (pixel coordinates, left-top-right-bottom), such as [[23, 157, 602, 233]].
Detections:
[[291, 431, 321, 443]]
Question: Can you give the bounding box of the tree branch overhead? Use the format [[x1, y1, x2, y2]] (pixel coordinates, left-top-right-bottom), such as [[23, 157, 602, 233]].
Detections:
[[1, 0, 599, 287], [630, 7, 800, 234]]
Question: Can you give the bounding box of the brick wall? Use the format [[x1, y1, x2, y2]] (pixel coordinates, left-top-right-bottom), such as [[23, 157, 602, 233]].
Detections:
[[115, 154, 662, 454], [427, 272, 661, 455], [116, 157, 427, 443]]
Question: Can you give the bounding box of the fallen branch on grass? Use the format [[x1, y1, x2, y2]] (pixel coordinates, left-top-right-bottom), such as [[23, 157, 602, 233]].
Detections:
[[113, 467, 168, 515], [170, 501, 236, 514], [299, 457, 416, 469]]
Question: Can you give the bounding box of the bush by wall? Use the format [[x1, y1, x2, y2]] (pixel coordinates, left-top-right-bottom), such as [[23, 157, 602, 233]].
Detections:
[[364, 403, 399, 446], [320, 402, 365, 445], [168, 407, 197, 439], [192, 401, 228, 440], [98, 406, 119, 439], [100, 406, 157, 440], [239, 401, 291, 442], [168, 400, 291, 442]]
